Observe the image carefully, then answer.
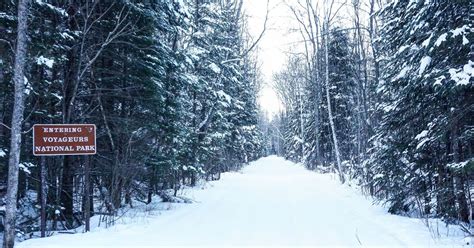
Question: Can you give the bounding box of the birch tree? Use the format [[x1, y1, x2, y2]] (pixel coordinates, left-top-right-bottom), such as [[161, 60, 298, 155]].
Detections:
[[323, 19, 345, 183], [323, 0, 346, 183], [3, 0, 30, 247]]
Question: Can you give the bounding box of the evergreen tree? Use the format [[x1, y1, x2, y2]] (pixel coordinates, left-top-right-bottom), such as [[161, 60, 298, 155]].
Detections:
[[369, 0, 473, 221], [0, 0, 263, 236]]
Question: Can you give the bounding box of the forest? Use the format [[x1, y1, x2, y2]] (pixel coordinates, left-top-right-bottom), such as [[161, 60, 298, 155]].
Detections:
[[0, 0, 473, 247], [264, 0, 474, 228], [1, 0, 263, 247]]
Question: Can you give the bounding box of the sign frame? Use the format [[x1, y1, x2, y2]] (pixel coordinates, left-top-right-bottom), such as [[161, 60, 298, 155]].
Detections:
[[32, 123, 97, 156]]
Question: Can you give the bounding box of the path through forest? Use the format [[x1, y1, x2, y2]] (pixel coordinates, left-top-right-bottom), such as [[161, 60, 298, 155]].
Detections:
[[18, 156, 463, 247]]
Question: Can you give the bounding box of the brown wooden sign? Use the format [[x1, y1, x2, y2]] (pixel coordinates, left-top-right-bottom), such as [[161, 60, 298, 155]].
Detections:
[[33, 124, 96, 156]]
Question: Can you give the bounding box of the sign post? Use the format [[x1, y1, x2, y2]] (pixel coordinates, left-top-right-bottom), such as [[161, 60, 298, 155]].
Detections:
[[33, 124, 96, 233]]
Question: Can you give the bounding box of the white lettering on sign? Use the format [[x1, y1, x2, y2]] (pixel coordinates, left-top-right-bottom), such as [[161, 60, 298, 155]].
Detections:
[[43, 127, 83, 133], [33, 124, 96, 156], [34, 145, 95, 152], [42, 137, 89, 143]]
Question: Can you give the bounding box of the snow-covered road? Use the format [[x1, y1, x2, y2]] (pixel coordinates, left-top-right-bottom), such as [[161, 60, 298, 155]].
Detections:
[[18, 156, 463, 247]]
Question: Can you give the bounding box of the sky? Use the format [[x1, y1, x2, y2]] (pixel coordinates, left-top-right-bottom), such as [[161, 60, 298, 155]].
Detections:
[[242, 0, 297, 117], [243, 0, 363, 118]]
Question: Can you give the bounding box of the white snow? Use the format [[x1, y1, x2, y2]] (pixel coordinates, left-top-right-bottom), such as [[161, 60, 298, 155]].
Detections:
[[416, 138, 430, 150], [433, 75, 446, 86], [19, 162, 35, 175], [216, 90, 232, 104], [418, 56, 431, 75], [24, 76, 31, 95], [51, 93, 63, 100], [19, 164, 31, 175], [397, 45, 410, 54], [464, 60, 474, 76], [383, 103, 395, 112], [60, 32, 74, 41], [415, 130, 429, 140], [373, 173, 384, 180], [462, 36, 469, 45], [393, 66, 410, 81], [0, 12, 15, 21], [35, 0, 67, 16], [422, 33, 433, 47], [0, 149, 5, 157], [434, 25, 470, 47], [447, 160, 471, 170], [187, 47, 206, 61], [434, 33, 448, 47], [451, 25, 469, 37], [36, 56, 54, 68], [293, 135, 303, 143], [17, 156, 465, 248], [208, 62, 221, 74], [449, 60, 474, 86]]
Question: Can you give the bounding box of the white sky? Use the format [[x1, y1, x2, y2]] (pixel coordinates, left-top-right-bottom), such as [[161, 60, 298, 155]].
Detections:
[[243, 0, 368, 118], [243, 0, 298, 117]]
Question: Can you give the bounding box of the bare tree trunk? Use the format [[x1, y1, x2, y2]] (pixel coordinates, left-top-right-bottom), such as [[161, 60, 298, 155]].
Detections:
[[289, 1, 322, 167], [451, 123, 470, 223], [3, 0, 30, 247], [299, 91, 305, 161], [313, 20, 322, 167], [352, 0, 369, 163], [324, 21, 345, 184], [368, 0, 380, 85]]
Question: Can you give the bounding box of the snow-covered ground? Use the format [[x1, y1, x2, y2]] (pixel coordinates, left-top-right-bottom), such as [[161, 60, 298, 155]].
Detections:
[[18, 156, 466, 247]]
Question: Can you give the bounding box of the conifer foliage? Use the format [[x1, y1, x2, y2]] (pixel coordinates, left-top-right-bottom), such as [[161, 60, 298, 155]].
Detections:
[[0, 0, 263, 239], [271, 0, 473, 225], [371, 0, 473, 222]]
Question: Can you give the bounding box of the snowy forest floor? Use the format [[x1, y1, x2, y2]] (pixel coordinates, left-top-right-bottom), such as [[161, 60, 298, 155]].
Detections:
[[17, 156, 468, 247]]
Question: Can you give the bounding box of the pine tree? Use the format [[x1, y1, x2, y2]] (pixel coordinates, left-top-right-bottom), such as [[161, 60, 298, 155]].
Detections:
[[0, 0, 264, 237], [327, 29, 358, 175], [370, 0, 473, 221]]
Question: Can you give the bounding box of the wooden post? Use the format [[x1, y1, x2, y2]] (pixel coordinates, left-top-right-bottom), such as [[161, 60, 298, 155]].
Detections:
[[84, 155, 91, 232], [40, 156, 47, 237]]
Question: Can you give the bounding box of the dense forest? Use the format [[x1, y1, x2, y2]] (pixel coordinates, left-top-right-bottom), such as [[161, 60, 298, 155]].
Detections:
[[264, 0, 474, 226], [0, 0, 264, 246]]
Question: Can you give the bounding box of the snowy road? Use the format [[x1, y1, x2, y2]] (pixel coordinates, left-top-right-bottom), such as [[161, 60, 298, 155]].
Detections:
[[19, 156, 462, 247]]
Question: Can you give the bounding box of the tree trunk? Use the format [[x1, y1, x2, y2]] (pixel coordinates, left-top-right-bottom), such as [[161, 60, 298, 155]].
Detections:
[[324, 21, 345, 184], [3, 0, 30, 247], [299, 91, 305, 162], [313, 54, 321, 167], [456, 175, 469, 223], [452, 123, 470, 223]]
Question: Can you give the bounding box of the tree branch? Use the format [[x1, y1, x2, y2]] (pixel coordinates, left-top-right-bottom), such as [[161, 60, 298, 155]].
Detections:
[[241, 0, 270, 58]]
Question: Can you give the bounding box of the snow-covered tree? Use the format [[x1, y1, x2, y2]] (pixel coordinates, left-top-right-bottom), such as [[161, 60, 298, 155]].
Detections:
[[0, 0, 263, 237], [369, 0, 473, 221]]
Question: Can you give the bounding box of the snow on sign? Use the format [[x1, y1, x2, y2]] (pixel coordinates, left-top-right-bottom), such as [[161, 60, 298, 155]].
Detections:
[[33, 124, 96, 156]]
